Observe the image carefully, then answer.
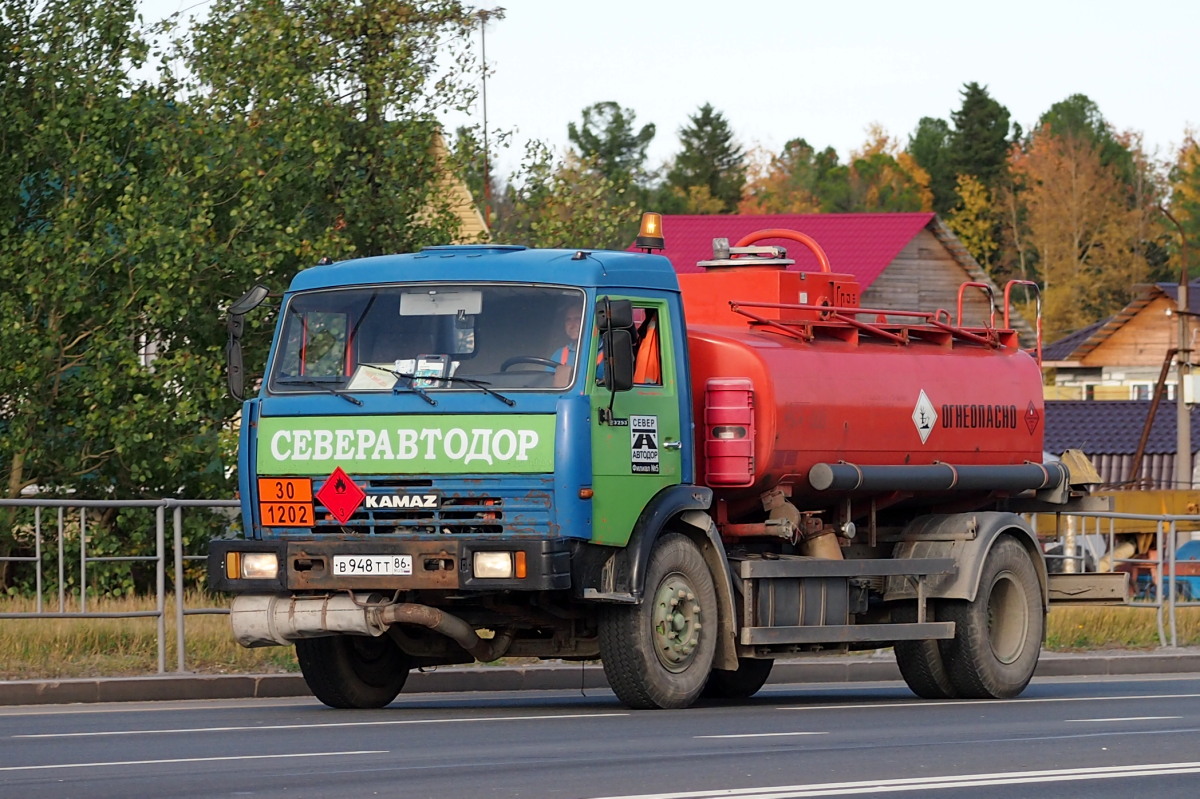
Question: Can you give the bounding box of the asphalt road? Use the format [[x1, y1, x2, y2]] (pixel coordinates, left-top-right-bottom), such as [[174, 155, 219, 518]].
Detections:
[[2, 675, 1199, 799]]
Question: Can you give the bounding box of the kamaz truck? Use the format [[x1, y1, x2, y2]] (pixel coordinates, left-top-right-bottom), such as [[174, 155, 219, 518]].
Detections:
[[210, 216, 1119, 709]]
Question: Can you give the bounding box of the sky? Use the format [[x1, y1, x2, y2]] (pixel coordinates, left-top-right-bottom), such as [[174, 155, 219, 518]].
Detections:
[[140, 0, 1199, 179]]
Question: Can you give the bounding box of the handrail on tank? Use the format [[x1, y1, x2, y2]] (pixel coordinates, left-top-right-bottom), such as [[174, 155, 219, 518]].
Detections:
[[729, 300, 1009, 348], [733, 229, 833, 273], [956, 282, 996, 329], [1004, 280, 1043, 365]]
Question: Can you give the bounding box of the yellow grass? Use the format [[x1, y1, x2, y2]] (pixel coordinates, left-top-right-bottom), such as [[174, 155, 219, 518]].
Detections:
[[0, 596, 1196, 681], [0, 593, 296, 681], [1046, 604, 1200, 650]]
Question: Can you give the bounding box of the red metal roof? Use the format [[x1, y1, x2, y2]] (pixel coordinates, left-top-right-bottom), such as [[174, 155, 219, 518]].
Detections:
[[633, 213, 936, 286]]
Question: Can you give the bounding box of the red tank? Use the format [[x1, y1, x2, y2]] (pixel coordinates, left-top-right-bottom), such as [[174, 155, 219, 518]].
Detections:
[[677, 230, 1047, 511]]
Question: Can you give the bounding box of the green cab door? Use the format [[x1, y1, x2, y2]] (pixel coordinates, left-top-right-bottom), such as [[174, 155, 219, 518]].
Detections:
[[589, 297, 684, 546]]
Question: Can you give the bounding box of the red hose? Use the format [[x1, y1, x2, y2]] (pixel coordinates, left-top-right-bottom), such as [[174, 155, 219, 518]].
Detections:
[[733, 228, 832, 273]]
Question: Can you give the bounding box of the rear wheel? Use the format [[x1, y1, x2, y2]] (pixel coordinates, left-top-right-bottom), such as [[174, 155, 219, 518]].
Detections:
[[599, 533, 718, 709], [941, 536, 1044, 699], [702, 657, 774, 700], [295, 634, 410, 709], [893, 602, 958, 699]]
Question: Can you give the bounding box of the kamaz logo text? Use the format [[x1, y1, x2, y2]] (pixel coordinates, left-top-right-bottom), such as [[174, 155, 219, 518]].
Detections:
[[364, 494, 440, 509]]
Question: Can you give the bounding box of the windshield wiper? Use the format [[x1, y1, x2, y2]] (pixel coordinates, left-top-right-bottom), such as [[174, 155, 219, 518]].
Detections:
[[362, 365, 515, 407], [440, 375, 515, 407], [276, 377, 364, 406]]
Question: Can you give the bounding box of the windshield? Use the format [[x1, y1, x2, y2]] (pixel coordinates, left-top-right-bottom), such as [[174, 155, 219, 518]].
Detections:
[[267, 284, 587, 394]]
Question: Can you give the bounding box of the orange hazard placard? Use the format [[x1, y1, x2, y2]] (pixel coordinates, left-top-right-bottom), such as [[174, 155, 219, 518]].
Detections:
[[257, 478, 314, 527]]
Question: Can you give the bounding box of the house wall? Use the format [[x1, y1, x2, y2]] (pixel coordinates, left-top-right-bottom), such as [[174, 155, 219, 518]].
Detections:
[[1052, 295, 1184, 399], [1081, 295, 1176, 368], [861, 228, 995, 323]]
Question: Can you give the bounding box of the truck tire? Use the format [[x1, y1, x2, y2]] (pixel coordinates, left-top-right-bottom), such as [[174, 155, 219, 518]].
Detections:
[[892, 602, 958, 699], [599, 533, 718, 709], [940, 536, 1043, 699], [295, 634, 410, 709], [702, 657, 774, 700]]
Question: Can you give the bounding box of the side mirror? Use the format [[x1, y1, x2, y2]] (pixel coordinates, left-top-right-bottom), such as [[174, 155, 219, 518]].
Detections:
[[230, 284, 270, 316], [595, 297, 635, 393], [227, 285, 270, 401], [596, 298, 633, 332], [602, 328, 634, 392]]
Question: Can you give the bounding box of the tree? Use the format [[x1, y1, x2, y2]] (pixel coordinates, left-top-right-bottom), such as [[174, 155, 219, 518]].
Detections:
[[0, 0, 478, 592], [184, 0, 475, 260], [1009, 125, 1151, 338], [946, 174, 998, 268], [662, 103, 745, 213], [822, 126, 933, 213], [1038, 94, 1134, 183], [1167, 131, 1200, 277], [739, 139, 837, 214], [909, 116, 955, 214], [567, 101, 656, 189], [949, 82, 1012, 189], [493, 142, 638, 250]]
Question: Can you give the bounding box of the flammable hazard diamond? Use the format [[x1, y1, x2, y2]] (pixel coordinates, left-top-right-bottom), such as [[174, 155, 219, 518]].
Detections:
[[315, 466, 365, 524]]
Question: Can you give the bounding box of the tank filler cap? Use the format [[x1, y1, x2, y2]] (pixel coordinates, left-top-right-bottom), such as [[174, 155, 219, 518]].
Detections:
[[697, 237, 795, 270]]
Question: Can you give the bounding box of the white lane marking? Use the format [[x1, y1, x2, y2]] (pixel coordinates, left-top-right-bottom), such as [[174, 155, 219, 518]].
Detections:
[[1066, 716, 1182, 722], [0, 750, 385, 774], [584, 761, 1200, 799], [776, 692, 1200, 711], [12, 712, 628, 739], [695, 733, 828, 739]]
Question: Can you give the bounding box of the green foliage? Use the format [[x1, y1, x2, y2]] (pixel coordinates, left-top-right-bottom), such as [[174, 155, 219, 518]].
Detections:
[[493, 142, 639, 250], [1038, 93, 1134, 183], [949, 82, 1012, 189], [909, 116, 956, 213], [0, 0, 478, 590], [820, 128, 932, 213], [567, 101, 656, 189], [740, 138, 840, 214], [662, 103, 746, 214]]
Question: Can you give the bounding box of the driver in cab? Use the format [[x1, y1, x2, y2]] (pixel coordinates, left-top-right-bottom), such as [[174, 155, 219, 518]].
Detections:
[[549, 304, 584, 388]]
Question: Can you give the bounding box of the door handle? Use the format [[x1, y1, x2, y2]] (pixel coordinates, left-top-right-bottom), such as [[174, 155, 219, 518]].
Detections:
[[663, 440, 682, 450]]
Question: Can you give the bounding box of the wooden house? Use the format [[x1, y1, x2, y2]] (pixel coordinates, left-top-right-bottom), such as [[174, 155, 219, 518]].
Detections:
[[1043, 281, 1198, 401]]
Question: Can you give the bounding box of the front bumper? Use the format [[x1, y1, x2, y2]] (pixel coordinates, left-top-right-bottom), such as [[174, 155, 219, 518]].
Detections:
[[208, 537, 572, 593]]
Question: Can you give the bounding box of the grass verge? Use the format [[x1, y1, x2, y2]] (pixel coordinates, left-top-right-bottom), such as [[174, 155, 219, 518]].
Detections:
[[0, 593, 295, 681], [0, 596, 1197, 680]]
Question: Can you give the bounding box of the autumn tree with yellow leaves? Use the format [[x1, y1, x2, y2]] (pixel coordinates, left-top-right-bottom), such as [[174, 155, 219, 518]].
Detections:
[[1005, 125, 1158, 339]]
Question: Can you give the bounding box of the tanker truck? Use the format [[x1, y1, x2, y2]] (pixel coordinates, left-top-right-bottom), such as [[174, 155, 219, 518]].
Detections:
[[211, 214, 1112, 710]]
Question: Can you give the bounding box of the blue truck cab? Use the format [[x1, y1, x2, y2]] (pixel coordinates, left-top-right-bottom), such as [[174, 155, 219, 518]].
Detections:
[[209, 242, 720, 709]]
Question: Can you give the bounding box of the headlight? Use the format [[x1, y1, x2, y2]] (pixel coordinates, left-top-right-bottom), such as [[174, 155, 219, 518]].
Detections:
[[230, 551, 279, 580], [473, 551, 513, 579]]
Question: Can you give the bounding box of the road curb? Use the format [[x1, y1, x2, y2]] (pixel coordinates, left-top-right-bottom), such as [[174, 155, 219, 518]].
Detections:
[[3, 649, 1198, 706]]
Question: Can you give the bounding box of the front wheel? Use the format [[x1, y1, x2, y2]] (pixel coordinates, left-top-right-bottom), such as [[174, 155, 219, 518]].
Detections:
[[940, 536, 1044, 699], [295, 634, 411, 709], [599, 533, 718, 709]]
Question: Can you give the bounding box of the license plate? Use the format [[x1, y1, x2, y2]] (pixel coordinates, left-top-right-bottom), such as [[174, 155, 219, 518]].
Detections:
[[332, 555, 413, 576]]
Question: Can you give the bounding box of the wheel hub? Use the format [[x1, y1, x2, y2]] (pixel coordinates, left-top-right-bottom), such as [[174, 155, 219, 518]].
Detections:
[[987, 571, 1029, 665], [652, 572, 703, 673]]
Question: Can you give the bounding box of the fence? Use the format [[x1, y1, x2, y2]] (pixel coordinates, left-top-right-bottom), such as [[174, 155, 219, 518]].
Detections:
[[0, 500, 1195, 675], [0, 498, 239, 673], [1035, 509, 1199, 647]]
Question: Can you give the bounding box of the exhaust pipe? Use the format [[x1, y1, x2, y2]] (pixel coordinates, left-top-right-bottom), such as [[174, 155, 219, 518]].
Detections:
[[230, 593, 515, 662]]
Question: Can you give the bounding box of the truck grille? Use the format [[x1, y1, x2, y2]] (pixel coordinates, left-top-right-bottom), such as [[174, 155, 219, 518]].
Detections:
[[310, 475, 553, 536]]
